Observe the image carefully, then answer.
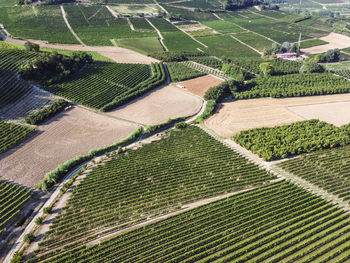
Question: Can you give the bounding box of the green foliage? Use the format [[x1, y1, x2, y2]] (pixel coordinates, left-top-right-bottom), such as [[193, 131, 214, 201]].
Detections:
[[36, 127, 142, 191], [45, 62, 152, 110], [0, 180, 31, 233], [189, 56, 222, 69], [300, 60, 325, 73], [34, 217, 43, 225], [144, 117, 186, 135], [232, 73, 350, 99], [193, 99, 216, 123], [234, 120, 350, 161], [259, 62, 274, 76], [204, 79, 241, 102], [24, 232, 35, 243], [0, 121, 35, 154], [43, 207, 52, 214], [25, 99, 69, 125], [224, 0, 261, 10], [149, 51, 204, 62], [222, 63, 246, 80], [33, 181, 349, 263], [175, 121, 188, 129], [279, 144, 350, 204], [19, 51, 93, 85], [37, 127, 274, 251], [315, 49, 341, 63], [24, 41, 40, 52], [167, 62, 204, 82], [299, 39, 328, 49], [10, 251, 23, 263]]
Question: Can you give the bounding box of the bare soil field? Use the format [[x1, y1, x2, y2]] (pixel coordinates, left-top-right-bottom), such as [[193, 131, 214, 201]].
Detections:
[[177, 75, 223, 97], [3, 35, 158, 64], [205, 94, 350, 137], [289, 101, 350, 127], [0, 106, 139, 187], [302, 33, 350, 54], [109, 85, 203, 125]]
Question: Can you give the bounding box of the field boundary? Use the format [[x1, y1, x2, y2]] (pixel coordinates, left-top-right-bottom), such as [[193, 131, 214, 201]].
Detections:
[[230, 34, 262, 55], [60, 5, 85, 46], [145, 18, 168, 51]]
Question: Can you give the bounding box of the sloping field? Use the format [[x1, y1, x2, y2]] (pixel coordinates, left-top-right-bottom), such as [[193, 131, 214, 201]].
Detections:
[[0, 106, 139, 187], [302, 33, 350, 54], [0, 6, 77, 44], [205, 94, 350, 137], [109, 85, 203, 125], [177, 75, 223, 97]]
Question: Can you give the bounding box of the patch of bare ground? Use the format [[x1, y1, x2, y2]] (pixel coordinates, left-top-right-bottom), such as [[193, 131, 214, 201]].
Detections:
[[176, 75, 224, 97], [205, 94, 350, 137], [108, 85, 203, 125], [302, 33, 350, 54], [0, 106, 139, 187], [2, 35, 158, 64]]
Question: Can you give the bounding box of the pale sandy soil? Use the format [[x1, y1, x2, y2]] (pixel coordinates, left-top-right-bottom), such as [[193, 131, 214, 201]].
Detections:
[[109, 85, 203, 125], [0, 106, 139, 187], [176, 75, 224, 98], [302, 33, 350, 54], [205, 94, 350, 137], [289, 101, 350, 127], [3, 35, 158, 64]]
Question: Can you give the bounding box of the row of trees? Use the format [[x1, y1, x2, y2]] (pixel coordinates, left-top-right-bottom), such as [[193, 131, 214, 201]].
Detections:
[[224, 0, 262, 10]]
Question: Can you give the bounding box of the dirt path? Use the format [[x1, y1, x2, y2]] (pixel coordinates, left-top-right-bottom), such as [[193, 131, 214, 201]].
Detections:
[[230, 34, 262, 55], [127, 18, 135, 31], [213, 13, 224, 20], [248, 9, 278, 21], [145, 18, 168, 51], [60, 5, 85, 46]]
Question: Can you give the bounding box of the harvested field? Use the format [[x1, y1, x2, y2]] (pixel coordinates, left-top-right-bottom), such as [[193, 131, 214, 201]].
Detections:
[[205, 94, 350, 137], [109, 85, 203, 125], [289, 101, 350, 127], [0, 106, 139, 187], [302, 33, 350, 54], [176, 75, 224, 97]]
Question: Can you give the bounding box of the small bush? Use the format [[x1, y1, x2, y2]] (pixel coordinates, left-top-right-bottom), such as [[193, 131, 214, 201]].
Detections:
[[43, 207, 52, 214], [24, 232, 35, 243], [175, 122, 188, 129], [34, 217, 43, 225], [10, 251, 23, 263]]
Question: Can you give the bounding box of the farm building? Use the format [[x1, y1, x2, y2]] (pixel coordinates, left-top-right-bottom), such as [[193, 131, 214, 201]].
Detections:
[[276, 52, 304, 61]]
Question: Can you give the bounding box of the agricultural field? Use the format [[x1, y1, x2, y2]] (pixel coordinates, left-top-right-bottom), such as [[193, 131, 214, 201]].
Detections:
[[115, 37, 164, 55], [178, 75, 224, 97], [302, 33, 350, 54], [0, 121, 35, 154], [44, 62, 151, 109], [0, 106, 139, 187], [0, 49, 38, 109], [64, 5, 156, 46], [0, 180, 31, 235], [299, 39, 328, 49], [35, 126, 275, 257], [233, 119, 350, 161], [110, 4, 162, 16], [233, 73, 350, 99], [167, 62, 205, 82], [201, 19, 244, 34], [279, 144, 350, 204], [34, 180, 350, 263], [234, 32, 274, 52], [109, 85, 203, 125], [0, 6, 78, 44]]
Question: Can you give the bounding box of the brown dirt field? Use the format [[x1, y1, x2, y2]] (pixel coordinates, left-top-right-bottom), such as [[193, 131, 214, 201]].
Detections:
[[108, 85, 203, 125], [0, 106, 139, 187], [176, 75, 224, 98], [302, 33, 350, 54], [205, 94, 350, 137]]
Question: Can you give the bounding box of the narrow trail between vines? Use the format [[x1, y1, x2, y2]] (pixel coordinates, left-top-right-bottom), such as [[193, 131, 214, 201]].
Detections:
[[60, 5, 85, 46], [145, 18, 168, 51]]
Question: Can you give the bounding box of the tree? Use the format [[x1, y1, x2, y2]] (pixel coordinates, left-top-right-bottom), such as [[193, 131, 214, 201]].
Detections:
[[24, 232, 35, 244], [325, 49, 340, 62], [10, 252, 23, 263], [24, 41, 40, 52], [259, 62, 274, 76], [300, 60, 325, 73]]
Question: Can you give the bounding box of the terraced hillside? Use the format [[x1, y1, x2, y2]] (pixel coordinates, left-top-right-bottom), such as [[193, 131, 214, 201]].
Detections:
[[36, 126, 275, 257], [35, 181, 350, 263], [0, 180, 31, 235]]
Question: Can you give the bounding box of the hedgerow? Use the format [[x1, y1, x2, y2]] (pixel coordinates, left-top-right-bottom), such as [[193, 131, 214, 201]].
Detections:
[[234, 119, 350, 161], [25, 99, 69, 125], [167, 62, 205, 82]]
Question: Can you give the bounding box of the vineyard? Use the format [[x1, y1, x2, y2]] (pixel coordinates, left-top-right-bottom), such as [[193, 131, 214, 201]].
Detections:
[[167, 62, 205, 82], [36, 126, 275, 255], [0, 49, 38, 108], [0, 180, 31, 235], [234, 119, 350, 161], [233, 73, 350, 99], [34, 181, 350, 263], [64, 5, 156, 46], [0, 121, 35, 154], [45, 62, 152, 109], [279, 144, 350, 204], [0, 6, 78, 44]]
